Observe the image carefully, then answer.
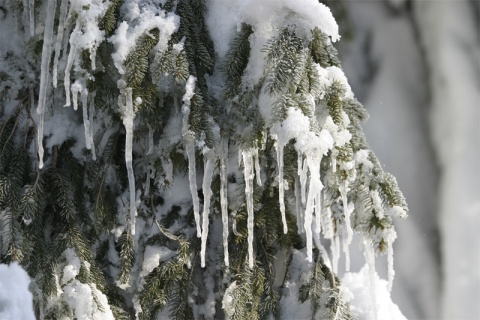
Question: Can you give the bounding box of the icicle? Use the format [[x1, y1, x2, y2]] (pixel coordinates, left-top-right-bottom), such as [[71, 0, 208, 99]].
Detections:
[[331, 234, 340, 273], [36, 0, 57, 169], [304, 157, 324, 262], [322, 206, 335, 240], [294, 176, 304, 233], [220, 139, 229, 267], [181, 76, 201, 238], [28, 0, 35, 37], [364, 241, 378, 320], [300, 157, 308, 204], [71, 82, 81, 111], [276, 144, 288, 234], [90, 46, 97, 71], [387, 231, 397, 292], [185, 140, 201, 237], [81, 88, 96, 160], [232, 211, 239, 236], [314, 189, 322, 234], [331, 149, 338, 173], [253, 148, 262, 186], [147, 125, 153, 155], [89, 92, 96, 160], [52, 0, 69, 88], [123, 88, 137, 235], [64, 20, 80, 106], [200, 154, 215, 268], [340, 181, 353, 271], [242, 150, 255, 268], [144, 167, 151, 196]]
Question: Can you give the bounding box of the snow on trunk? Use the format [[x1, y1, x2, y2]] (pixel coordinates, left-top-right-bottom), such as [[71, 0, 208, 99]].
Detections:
[[220, 139, 229, 266], [123, 88, 137, 235], [52, 0, 69, 88], [36, 0, 57, 169], [200, 153, 215, 268], [414, 1, 480, 318], [242, 149, 256, 268]]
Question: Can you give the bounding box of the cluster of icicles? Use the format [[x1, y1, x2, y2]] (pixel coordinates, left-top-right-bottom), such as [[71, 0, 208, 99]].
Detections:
[[33, 1, 396, 300]]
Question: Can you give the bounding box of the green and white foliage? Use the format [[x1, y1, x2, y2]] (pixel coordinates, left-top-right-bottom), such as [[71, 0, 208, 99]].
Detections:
[[0, 0, 407, 318]]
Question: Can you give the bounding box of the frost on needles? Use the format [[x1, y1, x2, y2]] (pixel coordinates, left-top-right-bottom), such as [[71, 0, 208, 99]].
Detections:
[[0, 0, 407, 319]]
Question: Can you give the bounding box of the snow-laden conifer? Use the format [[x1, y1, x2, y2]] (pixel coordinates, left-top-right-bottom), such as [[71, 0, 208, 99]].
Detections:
[[0, 0, 407, 318]]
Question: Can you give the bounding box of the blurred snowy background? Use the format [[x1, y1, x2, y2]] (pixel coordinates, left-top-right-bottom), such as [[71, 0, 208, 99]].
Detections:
[[332, 0, 479, 319]]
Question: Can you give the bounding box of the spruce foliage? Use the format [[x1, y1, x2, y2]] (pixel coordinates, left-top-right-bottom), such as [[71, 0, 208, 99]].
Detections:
[[0, 0, 407, 319]]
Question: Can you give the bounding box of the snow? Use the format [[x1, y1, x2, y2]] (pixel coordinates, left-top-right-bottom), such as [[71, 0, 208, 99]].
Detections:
[[0, 263, 35, 320], [109, 9, 179, 75], [342, 265, 406, 320], [206, 0, 339, 61], [138, 245, 174, 288]]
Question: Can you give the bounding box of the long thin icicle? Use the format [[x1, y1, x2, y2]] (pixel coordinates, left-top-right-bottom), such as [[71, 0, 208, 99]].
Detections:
[[332, 234, 340, 273], [36, 0, 57, 169], [52, 0, 69, 88], [81, 88, 96, 160], [365, 241, 378, 320], [64, 20, 80, 107], [123, 88, 137, 235], [220, 139, 229, 267], [276, 144, 287, 234], [253, 148, 262, 186], [186, 141, 201, 237], [294, 176, 303, 233], [89, 92, 96, 160], [147, 124, 153, 155], [387, 231, 397, 292], [181, 76, 201, 237], [242, 149, 255, 268], [304, 157, 323, 262], [200, 154, 215, 268], [339, 181, 353, 271], [28, 0, 35, 37]]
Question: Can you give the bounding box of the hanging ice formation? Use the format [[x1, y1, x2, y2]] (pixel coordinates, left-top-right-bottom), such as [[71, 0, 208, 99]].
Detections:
[[181, 76, 202, 238], [242, 149, 256, 269], [200, 153, 216, 268], [122, 88, 137, 235], [36, 0, 56, 169], [275, 143, 288, 234], [52, 0, 69, 88], [220, 139, 229, 266]]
